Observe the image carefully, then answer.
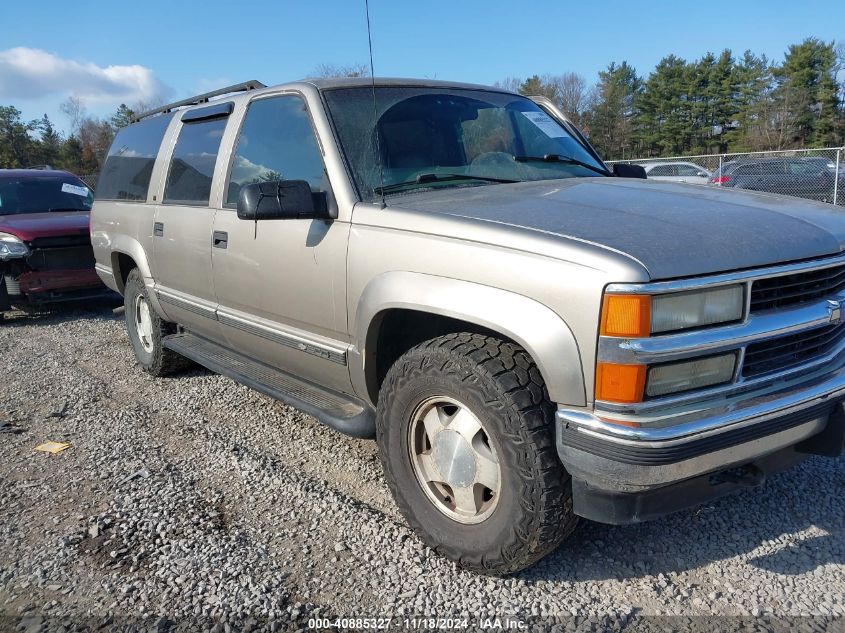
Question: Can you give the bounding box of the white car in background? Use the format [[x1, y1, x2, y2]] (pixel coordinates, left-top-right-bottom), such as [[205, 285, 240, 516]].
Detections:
[[640, 161, 712, 184]]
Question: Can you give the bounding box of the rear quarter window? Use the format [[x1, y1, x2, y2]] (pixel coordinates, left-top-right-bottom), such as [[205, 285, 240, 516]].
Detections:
[[96, 114, 173, 201]]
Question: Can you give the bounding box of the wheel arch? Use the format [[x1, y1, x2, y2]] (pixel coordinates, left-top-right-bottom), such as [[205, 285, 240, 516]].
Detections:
[[351, 272, 586, 408], [109, 236, 153, 295], [108, 237, 168, 318]]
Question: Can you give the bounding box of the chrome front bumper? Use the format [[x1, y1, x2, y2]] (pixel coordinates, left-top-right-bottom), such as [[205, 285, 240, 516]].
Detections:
[[565, 254, 845, 523], [556, 357, 845, 492]]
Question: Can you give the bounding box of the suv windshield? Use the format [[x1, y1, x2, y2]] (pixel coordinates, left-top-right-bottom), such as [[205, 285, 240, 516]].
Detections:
[[323, 86, 607, 201], [0, 174, 93, 215]]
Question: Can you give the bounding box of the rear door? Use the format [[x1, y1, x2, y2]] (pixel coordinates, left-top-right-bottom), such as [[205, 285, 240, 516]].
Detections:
[[645, 164, 677, 181], [787, 159, 830, 201], [733, 163, 764, 191], [675, 163, 710, 185], [151, 104, 232, 340], [759, 160, 789, 196]]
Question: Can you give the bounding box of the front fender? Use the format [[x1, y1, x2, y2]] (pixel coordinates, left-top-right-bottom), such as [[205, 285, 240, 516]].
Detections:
[[351, 271, 586, 407]]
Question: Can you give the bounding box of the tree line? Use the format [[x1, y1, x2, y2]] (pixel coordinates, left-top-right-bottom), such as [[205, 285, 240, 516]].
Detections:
[[0, 97, 138, 175], [1, 39, 843, 176], [499, 38, 844, 159]]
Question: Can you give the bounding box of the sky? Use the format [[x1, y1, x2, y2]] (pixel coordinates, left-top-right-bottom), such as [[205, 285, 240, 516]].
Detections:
[[1, 0, 842, 133]]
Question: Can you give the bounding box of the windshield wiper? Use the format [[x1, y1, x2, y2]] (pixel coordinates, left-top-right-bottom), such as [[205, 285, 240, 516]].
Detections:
[[513, 154, 610, 176], [48, 207, 88, 212], [374, 173, 518, 195]]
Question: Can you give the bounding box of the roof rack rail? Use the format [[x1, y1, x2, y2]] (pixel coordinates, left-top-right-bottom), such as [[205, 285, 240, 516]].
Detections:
[[27, 164, 54, 170], [131, 80, 267, 123]]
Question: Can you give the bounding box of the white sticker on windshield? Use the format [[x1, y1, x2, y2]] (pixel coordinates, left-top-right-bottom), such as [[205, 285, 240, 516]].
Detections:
[[61, 182, 89, 197], [521, 111, 566, 138]]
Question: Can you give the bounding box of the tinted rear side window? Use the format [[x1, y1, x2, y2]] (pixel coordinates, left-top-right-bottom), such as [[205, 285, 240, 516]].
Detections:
[[648, 164, 675, 177], [164, 117, 228, 205], [96, 114, 173, 201], [735, 164, 762, 176], [676, 164, 705, 176]]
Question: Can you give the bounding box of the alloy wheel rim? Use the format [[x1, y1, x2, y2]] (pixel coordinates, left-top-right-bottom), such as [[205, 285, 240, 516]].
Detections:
[[134, 295, 154, 354], [408, 396, 501, 524]]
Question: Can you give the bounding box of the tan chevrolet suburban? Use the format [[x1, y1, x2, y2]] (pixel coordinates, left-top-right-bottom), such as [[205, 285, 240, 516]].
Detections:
[[91, 78, 845, 574]]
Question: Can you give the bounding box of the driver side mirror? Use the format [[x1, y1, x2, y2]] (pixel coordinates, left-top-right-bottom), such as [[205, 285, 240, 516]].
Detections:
[[612, 164, 648, 179], [236, 180, 333, 220]]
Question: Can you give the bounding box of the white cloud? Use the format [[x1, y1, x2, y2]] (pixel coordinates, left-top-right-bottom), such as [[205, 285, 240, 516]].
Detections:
[[0, 47, 170, 105], [231, 155, 274, 183]]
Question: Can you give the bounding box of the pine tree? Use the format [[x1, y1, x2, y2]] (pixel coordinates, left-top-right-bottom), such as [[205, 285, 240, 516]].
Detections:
[[0, 106, 39, 168], [518, 75, 558, 101], [589, 62, 641, 159], [37, 114, 63, 167], [110, 104, 135, 129], [635, 55, 688, 155], [774, 38, 838, 148]]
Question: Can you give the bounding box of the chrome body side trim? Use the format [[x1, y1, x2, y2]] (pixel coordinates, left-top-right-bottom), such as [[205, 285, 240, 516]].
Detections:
[[217, 311, 347, 365], [155, 289, 347, 365], [156, 289, 217, 320]]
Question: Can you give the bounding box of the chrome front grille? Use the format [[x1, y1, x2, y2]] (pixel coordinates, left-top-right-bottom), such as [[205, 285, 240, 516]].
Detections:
[[750, 261, 845, 312], [598, 254, 845, 416], [742, 322, 845, 378]]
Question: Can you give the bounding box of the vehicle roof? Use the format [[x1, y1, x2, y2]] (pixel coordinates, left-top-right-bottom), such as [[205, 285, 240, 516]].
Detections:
[[293, 76, 508, 92], [135, 77, 520, 123], [0, 169, 80, 180], [638, 161, 705, 168], [725, 155, 818, 165]]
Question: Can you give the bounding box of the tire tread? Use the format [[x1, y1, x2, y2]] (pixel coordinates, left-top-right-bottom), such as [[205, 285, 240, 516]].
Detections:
[[377, 332, 578, 575]]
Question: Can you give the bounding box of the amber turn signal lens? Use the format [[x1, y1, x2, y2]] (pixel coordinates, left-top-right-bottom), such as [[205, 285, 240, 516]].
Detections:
[[595, 362, 647, 403], [600, 294, 651, 337]]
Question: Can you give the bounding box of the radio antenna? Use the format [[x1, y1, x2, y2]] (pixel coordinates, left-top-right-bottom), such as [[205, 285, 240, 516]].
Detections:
[[365, 0, 387, 208]]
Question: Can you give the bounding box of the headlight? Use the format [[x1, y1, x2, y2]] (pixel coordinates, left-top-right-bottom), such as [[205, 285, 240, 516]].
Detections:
[[651, 285, 744, 333], [646, 353, 737, 397], [597, 284, 746, 404], [601, 284, 744, 337], [0, 232, 30, 260]]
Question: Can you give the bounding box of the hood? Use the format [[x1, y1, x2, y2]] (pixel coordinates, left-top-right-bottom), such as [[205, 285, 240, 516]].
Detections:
[[0, 211, 91, 242], [390, 178, 845, 279]]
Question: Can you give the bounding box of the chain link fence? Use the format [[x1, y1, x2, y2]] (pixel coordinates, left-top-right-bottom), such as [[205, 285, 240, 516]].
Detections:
[[607, 147, 844, 206], [78, 173, 99, 190]]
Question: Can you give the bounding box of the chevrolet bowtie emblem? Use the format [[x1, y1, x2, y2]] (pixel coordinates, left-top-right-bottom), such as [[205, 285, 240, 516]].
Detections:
[[828, 299, 844, 325]]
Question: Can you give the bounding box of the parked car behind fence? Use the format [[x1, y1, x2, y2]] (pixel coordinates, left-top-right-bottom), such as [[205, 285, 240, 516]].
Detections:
[[639, 161, 711, 185], [609, 147, 844, 206], [710, 156, 842, 203]]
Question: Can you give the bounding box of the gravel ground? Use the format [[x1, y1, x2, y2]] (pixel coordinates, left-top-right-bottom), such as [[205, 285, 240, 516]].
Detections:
[[1, 305, 844, 632]]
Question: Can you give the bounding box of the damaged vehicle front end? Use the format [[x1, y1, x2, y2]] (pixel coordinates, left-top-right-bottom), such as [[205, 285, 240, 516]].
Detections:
[[0, 170, 115, 317]]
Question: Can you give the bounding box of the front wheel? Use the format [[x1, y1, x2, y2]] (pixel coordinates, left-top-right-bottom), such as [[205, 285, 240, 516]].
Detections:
[[376, 333, 577, 575], [123, 268, 187, 376]]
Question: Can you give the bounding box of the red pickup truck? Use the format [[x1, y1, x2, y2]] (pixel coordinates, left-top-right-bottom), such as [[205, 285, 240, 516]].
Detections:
[[0, 169, 113, 319]]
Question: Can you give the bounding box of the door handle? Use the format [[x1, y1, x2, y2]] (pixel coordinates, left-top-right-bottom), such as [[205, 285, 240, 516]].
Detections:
[[213, 231, 228, 249], [153, 222, 164, 237]]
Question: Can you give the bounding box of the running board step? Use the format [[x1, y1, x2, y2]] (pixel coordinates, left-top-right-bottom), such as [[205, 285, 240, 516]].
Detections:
[[163, 332, 375, 438]]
